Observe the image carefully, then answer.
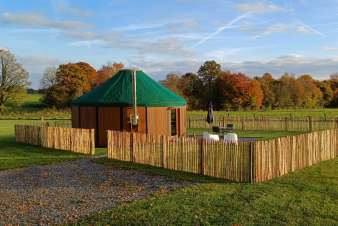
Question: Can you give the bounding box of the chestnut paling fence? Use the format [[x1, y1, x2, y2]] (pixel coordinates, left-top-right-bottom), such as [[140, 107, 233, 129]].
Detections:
[[107, 129, 338, 183], [15, 125, 95, 155], [188, 115, 338, 132]]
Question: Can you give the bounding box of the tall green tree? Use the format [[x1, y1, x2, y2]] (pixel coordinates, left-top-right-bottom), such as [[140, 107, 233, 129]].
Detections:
[[197, 60, 222, 108], [179, 72, 203, 109], [0, 49, 29, 111]]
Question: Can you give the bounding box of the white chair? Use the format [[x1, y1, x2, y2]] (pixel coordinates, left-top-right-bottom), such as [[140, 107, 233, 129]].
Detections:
[[202, 132, 220, 141], [223, 133, 238, 144]]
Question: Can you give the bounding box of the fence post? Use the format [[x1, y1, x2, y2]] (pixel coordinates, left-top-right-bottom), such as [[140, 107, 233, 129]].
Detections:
[[308, 116, 313, 132], [90, 129, 95, 155], [130, 133, 135, 162], [285, 117, 288, 131], [200, 139, 204, 175], [223, 115, 226, 127], [161, 135, 166, 168], [188, 117, 191, 129], [249, 142, 254, 183]]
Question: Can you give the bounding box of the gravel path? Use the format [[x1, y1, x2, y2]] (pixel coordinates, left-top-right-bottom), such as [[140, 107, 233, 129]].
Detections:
[[0, 159, 191, 225]]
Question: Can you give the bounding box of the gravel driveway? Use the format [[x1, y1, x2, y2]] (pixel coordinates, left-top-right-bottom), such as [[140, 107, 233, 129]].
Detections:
[[0, 159, 191, 225]]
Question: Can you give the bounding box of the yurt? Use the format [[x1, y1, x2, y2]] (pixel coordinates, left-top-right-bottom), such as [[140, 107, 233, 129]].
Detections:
[[71, 68, 187, 147]]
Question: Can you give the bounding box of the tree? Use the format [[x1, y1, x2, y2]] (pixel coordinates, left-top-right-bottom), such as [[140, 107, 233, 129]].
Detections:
[[42, 62, 96, 108], [197, 60, 222, 108], [214, 71, 251, 110], [96, 62, 124, 85], [297, 75, 322, 108], [0, 49, 29, 111], [161, 73, 183, 96], [274, 73, 305, 108], [40, 66, 57, 90], [75, 62, 97, 90], [178, 72, 203, 109], [317, 80, 333, 106], [257, 73, 276, 109], [248, 79, 264, 109], [328, 90, 338, 107]]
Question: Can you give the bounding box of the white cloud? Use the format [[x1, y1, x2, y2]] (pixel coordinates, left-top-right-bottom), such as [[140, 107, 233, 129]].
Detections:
[[240, 21, 325, 39], [236, 2, 284, 14], [221, 55, 338, 79], [68, 40, 104, 47], [55, 3, 94, 17], [253, 23, 289, 38], [65, 30, 196, 59], [205, 48, 243, 61], [0, 12, 93, 30], [322, 46, 338, 51]]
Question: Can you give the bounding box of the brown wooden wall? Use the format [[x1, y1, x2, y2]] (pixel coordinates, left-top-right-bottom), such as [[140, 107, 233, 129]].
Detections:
[[178, 106, 187, 136], [80, 107, 97, 129], [147, 107, 170, 135], [71, 107, 80, 128], [98, 107, 120, 147], [71, 105, 187, 147], [122, 107, 147, 133]]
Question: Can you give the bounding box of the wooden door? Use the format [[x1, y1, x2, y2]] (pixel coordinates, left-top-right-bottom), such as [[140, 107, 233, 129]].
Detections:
[[98, 107, 120, 146]]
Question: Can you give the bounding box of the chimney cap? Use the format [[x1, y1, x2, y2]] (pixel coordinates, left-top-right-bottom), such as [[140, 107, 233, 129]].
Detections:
[[120, 67, 141, 72]]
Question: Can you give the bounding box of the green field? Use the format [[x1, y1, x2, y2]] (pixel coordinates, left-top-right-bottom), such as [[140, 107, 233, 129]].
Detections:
[[189, 108, 338, 118], [1, 94, 69, 119], [73, 157, 338, 225], [188, 128, 303, 140], [1, 94, 338, 120], [0, 120, 83, 170]]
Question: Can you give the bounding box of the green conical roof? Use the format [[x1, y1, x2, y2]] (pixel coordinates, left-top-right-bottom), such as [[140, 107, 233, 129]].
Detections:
[[72, 69, 186, 107]]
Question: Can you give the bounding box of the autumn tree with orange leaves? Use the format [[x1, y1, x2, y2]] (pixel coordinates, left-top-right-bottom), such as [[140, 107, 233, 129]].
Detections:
[[161, 60, 338, 110], [42, 62, 96, 108], [96, 62, 124, 85]]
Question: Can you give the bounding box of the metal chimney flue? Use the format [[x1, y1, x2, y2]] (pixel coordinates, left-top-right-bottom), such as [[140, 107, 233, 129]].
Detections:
[[131, 69, 138, 126]]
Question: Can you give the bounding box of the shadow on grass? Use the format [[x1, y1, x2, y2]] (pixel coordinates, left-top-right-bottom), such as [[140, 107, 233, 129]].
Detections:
[[93, 157, 232, 184]]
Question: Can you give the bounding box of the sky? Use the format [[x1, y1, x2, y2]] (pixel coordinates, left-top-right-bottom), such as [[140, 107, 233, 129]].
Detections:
[[1, 0, 338, 88]]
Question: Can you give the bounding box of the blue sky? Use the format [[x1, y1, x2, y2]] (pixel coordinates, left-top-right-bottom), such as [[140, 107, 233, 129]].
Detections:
[[1, 0, 338, 88]]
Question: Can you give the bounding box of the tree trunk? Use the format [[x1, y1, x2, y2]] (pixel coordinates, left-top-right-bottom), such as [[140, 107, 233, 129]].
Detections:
[[0, 103, 5, 112]]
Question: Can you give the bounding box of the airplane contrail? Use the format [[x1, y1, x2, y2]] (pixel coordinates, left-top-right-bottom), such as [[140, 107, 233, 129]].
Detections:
[[297, 21, 326, 38], [192, 12, 251, 47]]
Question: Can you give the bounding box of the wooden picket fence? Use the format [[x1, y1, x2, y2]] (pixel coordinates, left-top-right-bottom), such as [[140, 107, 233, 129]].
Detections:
[[107, 131, 251, 182], [188, 115, 338, 132], [107, 129, 338, 183], [252, 129, 337, 182], [15, 125, 95, 155]]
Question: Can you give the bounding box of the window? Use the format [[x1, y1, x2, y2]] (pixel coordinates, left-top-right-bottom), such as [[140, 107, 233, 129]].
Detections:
[[171, 109, 177, 136]]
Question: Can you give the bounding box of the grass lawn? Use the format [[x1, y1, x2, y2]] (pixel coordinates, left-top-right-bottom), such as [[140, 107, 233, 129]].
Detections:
[[2, 94, 337, 120], [0, 94, 70, 120], [0, 120, 84, 170], [189, 108, 338, 119], [188, 128, 303, 140], [73, 157, 338, 225]]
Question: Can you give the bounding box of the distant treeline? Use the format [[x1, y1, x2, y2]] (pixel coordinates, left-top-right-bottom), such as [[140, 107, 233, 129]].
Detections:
[[160, 61, 338, 110], [1, 48, 337, 111]]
